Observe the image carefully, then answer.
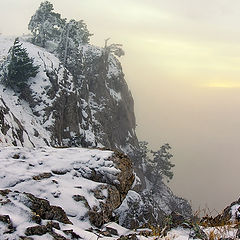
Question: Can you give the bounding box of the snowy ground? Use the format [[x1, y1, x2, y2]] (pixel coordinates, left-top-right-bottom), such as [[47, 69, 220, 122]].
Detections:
[[0, 146, 155, 239], [0, 147, 120, 239], [0, 147, 238, 239], [0, 146, 146, 239], [0, 147, 114, 225]]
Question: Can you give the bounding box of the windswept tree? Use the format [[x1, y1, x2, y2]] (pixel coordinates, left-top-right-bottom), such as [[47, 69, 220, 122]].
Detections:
[[150, 143, 175, 183], [2, 38, 39, 90], [138, 141, 175, 183], [102, 38, 125, 72], [28, 1, 65, 47], [104, 38, 125, 58]]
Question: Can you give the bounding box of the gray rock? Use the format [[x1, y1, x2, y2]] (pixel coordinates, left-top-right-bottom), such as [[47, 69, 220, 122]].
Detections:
[[106, 226, 118, 236], [32, 172, 53, 180], [63, 229, 82, 239], [24, 192, 72, 224], [25, 225, 48, 236], [72, 195, 90, 210], [46, 221, 60, 230], [88, 184, 121, 227], [0, 214, 15, 234]]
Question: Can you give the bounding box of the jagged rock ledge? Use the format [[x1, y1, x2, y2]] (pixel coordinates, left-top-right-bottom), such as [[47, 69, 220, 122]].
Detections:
[[0, 147, 135, 239]]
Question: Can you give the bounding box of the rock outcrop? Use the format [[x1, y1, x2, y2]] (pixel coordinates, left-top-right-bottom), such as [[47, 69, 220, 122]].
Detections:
[[201, 198, 240, 227], [0, 190, 78, 239], [0, 97, 35, 147], [0, 147, 135, 239]]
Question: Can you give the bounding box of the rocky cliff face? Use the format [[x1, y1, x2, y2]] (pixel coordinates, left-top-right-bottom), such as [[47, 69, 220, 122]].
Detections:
[[0, 35, 191, 231], [0, 97, 34, 147], [0, 36, 138, 153]]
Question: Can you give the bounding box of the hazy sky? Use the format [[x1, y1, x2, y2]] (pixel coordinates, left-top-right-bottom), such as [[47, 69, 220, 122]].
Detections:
[[0, 0, 240, 212]]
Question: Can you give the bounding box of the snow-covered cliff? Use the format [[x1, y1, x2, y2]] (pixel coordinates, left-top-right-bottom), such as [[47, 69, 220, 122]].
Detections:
[[0, 35, 193, 238], [0, 35, 138, 153]]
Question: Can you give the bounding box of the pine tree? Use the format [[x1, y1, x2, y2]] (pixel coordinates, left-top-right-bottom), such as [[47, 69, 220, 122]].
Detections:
[[138, 141, 175, 183], [65, 19, 92, 45], [138, 141, 150, 161], [29, 2, 93, 74], [57, 19, 92, 72], [150, 143, 175, 183], [3, 38, 39, 90], [28, 1, 65, 47]]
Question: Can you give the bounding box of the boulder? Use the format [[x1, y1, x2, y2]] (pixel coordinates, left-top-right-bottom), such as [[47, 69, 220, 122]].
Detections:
[[88, 185, 121, 227], [24, 193, 72, 224], [111, 151, 135, 200], [32, 172, 53, 180], [25, 225, 48, 236]]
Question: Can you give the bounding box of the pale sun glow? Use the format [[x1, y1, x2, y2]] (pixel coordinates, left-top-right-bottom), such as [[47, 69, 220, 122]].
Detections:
[[206, 82, 240, 88]]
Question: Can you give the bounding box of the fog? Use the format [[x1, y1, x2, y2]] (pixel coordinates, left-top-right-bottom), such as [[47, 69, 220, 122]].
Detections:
[[0, 0, 239, 212]]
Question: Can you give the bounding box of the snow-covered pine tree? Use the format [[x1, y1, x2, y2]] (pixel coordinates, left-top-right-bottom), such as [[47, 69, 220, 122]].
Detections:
[[65, 19, 92, 45], [2, 38, 39, 90], [28, 1, 65, 47], [57, 19, 92, 73]]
